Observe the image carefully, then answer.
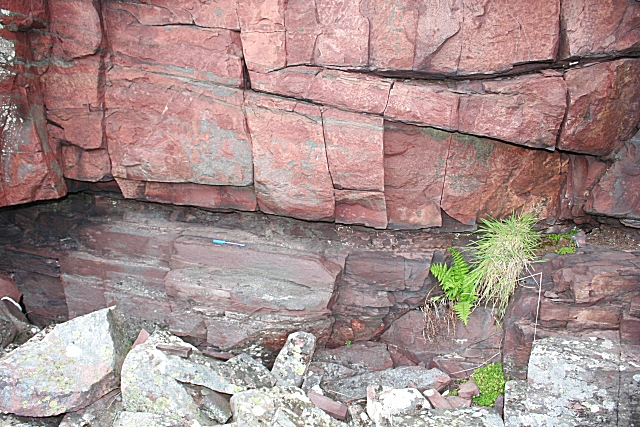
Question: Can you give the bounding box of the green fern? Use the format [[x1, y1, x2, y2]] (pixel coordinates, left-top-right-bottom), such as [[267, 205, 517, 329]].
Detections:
[[429, 248, 477, 325]]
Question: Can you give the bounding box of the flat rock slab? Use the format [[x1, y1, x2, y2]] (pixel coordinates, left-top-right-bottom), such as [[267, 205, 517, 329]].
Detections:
[[390, 407, 504, 427], [322, 366, 450, 403], [0, 307, 129, 417], [272, 331, 316, 387], [112, 411, 184, 427], [504, 336, 639, 426]]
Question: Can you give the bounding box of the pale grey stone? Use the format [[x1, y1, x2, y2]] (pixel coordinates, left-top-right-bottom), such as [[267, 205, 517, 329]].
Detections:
[[230, 386, 347, 426], [389, 407, 504, 426], [272, 331, 317, 387], [0, 307, 130, 417], [112, 411, 183, 427], [322, 366, 449, 403], [366, 386, 429, 427]]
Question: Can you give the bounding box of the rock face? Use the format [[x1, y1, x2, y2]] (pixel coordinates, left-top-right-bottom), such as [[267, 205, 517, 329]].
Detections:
[[504, 336, 638, 427], [1, 0, 639, 230], [0, 307, 129, 417]]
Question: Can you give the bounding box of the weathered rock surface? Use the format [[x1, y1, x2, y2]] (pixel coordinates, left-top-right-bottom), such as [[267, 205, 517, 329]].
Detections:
[[504, 336, 637, 427], [106, 67, 253, 187], [231, 385, 347, 426], [58, 389, 121, 427], [559, 59, 640, 157], [0, 307, 129, 417], [272, 331, 316, 387], [322, 366, 450, 403], [366, 385, 430, 426], [560, 0, 640, 59], [585, 130, 640, 220], [244, 92, 335, 221], [388, 407, 504, 427]]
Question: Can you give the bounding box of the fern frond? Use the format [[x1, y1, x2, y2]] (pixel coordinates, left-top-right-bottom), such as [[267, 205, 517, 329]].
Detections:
[[453, 301, 472, 325]]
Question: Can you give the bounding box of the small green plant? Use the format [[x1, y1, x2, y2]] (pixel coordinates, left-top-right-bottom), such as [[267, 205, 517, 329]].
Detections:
[[546, 228, 579, 244], [344, 340, 352, 346], [468, 212, 541, 319], [555, 246, 576, 255], [472, 362, 506, 406], [429, 248, 477, 325]]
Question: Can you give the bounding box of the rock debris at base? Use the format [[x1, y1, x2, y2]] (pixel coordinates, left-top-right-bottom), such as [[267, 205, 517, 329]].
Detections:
[[1, 307, 640, 426]]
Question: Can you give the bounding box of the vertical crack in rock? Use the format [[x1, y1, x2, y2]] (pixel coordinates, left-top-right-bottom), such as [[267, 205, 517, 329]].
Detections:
[[320, 109, 336, 189], [556, 73, 571, 149], [438, 133, 453, 212]]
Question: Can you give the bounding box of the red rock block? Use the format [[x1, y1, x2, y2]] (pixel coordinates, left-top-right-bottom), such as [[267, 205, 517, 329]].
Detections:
[[0, 0, 48, 29], [0, 96, 67, 207], [13, 270, 67, 326], [383, 122, 449, 229], [567, 307, 621, 331], [61, 146, 111, 182], [621, 315, 640, 345], [585, 134, 640, 219], [323, 108, 384, 192], [457, 381, 480, 399], [237, 0, 286, 72], [385, 81, 459, 131], [335, 190, 387, 229], [285, 0, 369, 68], [559, 154, 608, 222], [441, 133, 565, 226], [42, 56, 101, 110], [0, 273, 21, 302], [560, 0, 640, 59], [362, 0, 418, 71], [308, 391, 348, 421], [342, 251, 432, 292], [105, 5, 243, 87], [113, 0, 240, 30], [307, 69, 392, 115], [170, 235, 342, 288], [446, 396, 472, 408], [115, 178, 257, 212], [630, 297, 640, 318], [458, 74, 566, 150], [49, 0, 101, 59], [559, 59, 640, 157], [424, 389, 452, 409], [47, 110, 103, 150], [419, 0, 560, 75], [106, 67, 253, 186], [249, 66, 320, 99], [244, 92, 335, 221]]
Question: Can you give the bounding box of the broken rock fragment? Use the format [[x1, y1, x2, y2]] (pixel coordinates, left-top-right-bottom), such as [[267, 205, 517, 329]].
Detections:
[[271, 330, 317, 387], [0, 306, 129, 417], [366, 385, 430, 426]]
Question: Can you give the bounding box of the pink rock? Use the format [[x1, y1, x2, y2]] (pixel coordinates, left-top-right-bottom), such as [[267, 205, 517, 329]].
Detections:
[[308, 391, 348, 421], [334, 190, 387, 229], [560, 154, 608, 221], [419, 0, 560, 75], [244, 92, 335, 221], [42, 56, 101, 110], [237, 0, 286, 72], [115, 179, 258, 212], [584, 133, 640, 219], [249, 66, 320, 99], [61, 146, 111, 182], [567, 307, 621, 331], [0, 273, 21, 302], [363, 0, 418, 71], [441, 133, 565, 226], [106, 67, 253, 186], [0, 0, 48, 29], [458, 381, 480, 399], [424, 388, 452, 409], [114, 0, 240, 29], [383, 122, 449, 228], [560, 0, 640, 59], [446, 395, 472, 408], [559, 59, 640, 157], [385, 81, 459, 131], [621, 315, 640, 345], [49, 0, 101, 59], [132, 329, 150, 349], [314, 341, 395, 373], [47, 110, 103, 150], [285, 0, 369, 68], [458, 74, 567, 150], [105, 4, 244, 86], [322, 108, 384, 192], [307, 69, 392, 115], [630, 297, 640, 318]]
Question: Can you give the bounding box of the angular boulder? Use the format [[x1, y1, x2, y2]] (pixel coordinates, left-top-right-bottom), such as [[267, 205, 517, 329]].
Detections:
[[272, 331, 316, 387], [0, 307, 129, 416], [366, 385, 429, 426], [388, 407, 504, 427]]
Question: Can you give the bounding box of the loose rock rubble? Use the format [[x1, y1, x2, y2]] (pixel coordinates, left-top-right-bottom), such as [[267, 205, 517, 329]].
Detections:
[[0, 307, 512, 426]]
